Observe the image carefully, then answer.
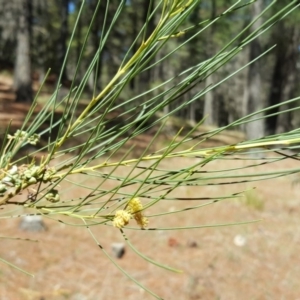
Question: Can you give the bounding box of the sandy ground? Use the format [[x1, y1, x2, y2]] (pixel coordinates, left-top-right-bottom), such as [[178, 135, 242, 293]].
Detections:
[[1, 153, 300, 300]]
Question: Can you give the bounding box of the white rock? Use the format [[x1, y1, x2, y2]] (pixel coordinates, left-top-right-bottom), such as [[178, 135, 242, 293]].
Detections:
[[233, 234, 247, 247], [19, 215, 47, 232], [111, 243, 126, 258]]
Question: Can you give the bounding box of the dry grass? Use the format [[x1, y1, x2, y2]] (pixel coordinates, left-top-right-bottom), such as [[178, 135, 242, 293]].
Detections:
[[1, 155, 300, 300]]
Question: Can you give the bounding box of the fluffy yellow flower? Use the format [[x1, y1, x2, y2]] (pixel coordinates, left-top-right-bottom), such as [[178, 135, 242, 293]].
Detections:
[[133, 212, 149, 229], [127, 197, 143, 213], [112, 198, 149, 229], [112, 210, 131, 228], [127, 198, 148, 229]]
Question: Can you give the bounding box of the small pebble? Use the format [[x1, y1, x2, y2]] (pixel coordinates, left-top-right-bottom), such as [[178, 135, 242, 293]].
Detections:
[[233, 234, 247, 247], [19, 215, 47, 232], [111, 243, 126, 258], [187, 240, 198, 248]]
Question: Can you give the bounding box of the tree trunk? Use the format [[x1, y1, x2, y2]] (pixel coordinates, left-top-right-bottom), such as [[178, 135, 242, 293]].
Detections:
[[243, 1, 264, 141], [57, 0, 69, 83], [138, 0, 155, 95], [203, 0, 217, 126], [203, 75, 215, 125], [13, 0, 32, 103], [87, 0, 105, 93], [267, 25, 299, 134]]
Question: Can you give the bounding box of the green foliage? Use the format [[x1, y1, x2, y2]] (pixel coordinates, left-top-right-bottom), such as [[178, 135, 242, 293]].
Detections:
[[1, 1, 300, 298]]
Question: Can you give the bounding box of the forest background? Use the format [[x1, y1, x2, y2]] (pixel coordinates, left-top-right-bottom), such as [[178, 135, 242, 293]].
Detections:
[[0, 0, 299, 137]]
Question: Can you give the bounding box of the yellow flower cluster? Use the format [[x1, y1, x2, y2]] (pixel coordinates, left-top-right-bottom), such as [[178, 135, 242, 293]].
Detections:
[[112, 198, 149, 229], [127, 197, 143, 213], [112, 210, 131, 228]]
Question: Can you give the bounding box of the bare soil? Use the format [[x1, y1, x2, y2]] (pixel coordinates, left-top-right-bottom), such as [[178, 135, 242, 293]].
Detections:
[[1, 155, 300, 300]]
